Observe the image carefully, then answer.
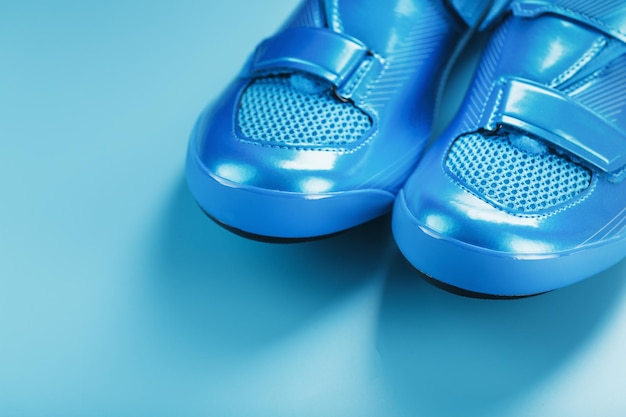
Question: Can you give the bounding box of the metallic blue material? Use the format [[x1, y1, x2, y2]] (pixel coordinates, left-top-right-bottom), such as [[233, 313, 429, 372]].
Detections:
[[246, 26, 384, 101], [393, 0, 626, 296], [512, 0, 626, 43], [481, 77, 626, 172], [186, 0, 495, 238], [449, 0, 512, 29]]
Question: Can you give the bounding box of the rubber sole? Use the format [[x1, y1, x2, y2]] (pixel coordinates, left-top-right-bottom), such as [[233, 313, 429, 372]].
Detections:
[[419, 271, 545, 300], [201, 206, 346, 243], [392, 189, 626, 297], [186, 145, 396, 239]]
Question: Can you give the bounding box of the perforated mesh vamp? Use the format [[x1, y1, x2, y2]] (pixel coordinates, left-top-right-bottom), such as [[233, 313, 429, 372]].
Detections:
[[445, 131, 592, 213], [237, 72, 372, 148]]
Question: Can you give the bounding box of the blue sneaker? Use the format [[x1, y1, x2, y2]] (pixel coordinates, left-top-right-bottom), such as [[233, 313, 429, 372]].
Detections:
[[186, 0, 509, 240], [393, 0, 626, 296]]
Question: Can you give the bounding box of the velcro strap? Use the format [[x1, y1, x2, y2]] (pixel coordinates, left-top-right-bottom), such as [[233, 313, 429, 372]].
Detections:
[[481, 77, 626, 172], [244, 27, 384, 101], [512, 0, 626, 44]]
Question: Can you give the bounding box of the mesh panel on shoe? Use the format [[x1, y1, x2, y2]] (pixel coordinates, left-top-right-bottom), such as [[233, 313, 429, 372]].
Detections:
[[445, 131, 592, 213], [237, 72, 372, 147]]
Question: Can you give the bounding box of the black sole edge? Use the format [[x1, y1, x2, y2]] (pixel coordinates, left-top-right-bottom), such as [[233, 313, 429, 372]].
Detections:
[[201, 207, 345, 244], [201, 204, 546, 299], [419, 271, 548, 300]]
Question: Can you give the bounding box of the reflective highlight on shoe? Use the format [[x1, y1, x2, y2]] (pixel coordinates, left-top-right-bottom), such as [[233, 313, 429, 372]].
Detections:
[[393, 0, 626, 296], [186, 0, 496, 239]]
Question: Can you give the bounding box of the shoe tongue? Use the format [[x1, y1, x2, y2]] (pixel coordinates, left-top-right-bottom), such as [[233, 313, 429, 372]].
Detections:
[[288, 73, 327, 95], [508, 132, 548, 155]]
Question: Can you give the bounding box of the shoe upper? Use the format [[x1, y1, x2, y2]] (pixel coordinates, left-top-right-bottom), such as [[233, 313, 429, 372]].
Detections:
[[191, 0, 481, 196], [403, 0, 626, 254]]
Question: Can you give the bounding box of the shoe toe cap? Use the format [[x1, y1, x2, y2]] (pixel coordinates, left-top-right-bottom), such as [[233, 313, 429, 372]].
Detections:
[[400, 150, 589, 256]]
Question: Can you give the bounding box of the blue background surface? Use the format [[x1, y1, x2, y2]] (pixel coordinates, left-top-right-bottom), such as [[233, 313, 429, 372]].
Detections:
[[2, 1, 626, 416]]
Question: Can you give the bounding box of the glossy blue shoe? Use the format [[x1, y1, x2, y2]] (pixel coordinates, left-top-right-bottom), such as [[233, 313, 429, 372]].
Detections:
[[393, 0, 626, 296], [186, 0, 509, 239]]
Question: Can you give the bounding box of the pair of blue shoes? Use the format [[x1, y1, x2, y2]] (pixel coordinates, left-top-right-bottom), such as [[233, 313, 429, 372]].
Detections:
[[186, 0, 626, 297]]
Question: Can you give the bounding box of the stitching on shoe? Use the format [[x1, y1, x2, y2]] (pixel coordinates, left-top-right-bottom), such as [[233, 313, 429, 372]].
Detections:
[[235, 125, 382, 155], [356, 59, 390, 106], [486, 85, 505, 129], [523, 4, 626, 40], [557, 5, 626, 40], [562, 68, 606, 94], [331, 0, 343, 32], [478, 78, 505, 129], [339, 57, 374, 98], [549, 37, 608, 88]]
